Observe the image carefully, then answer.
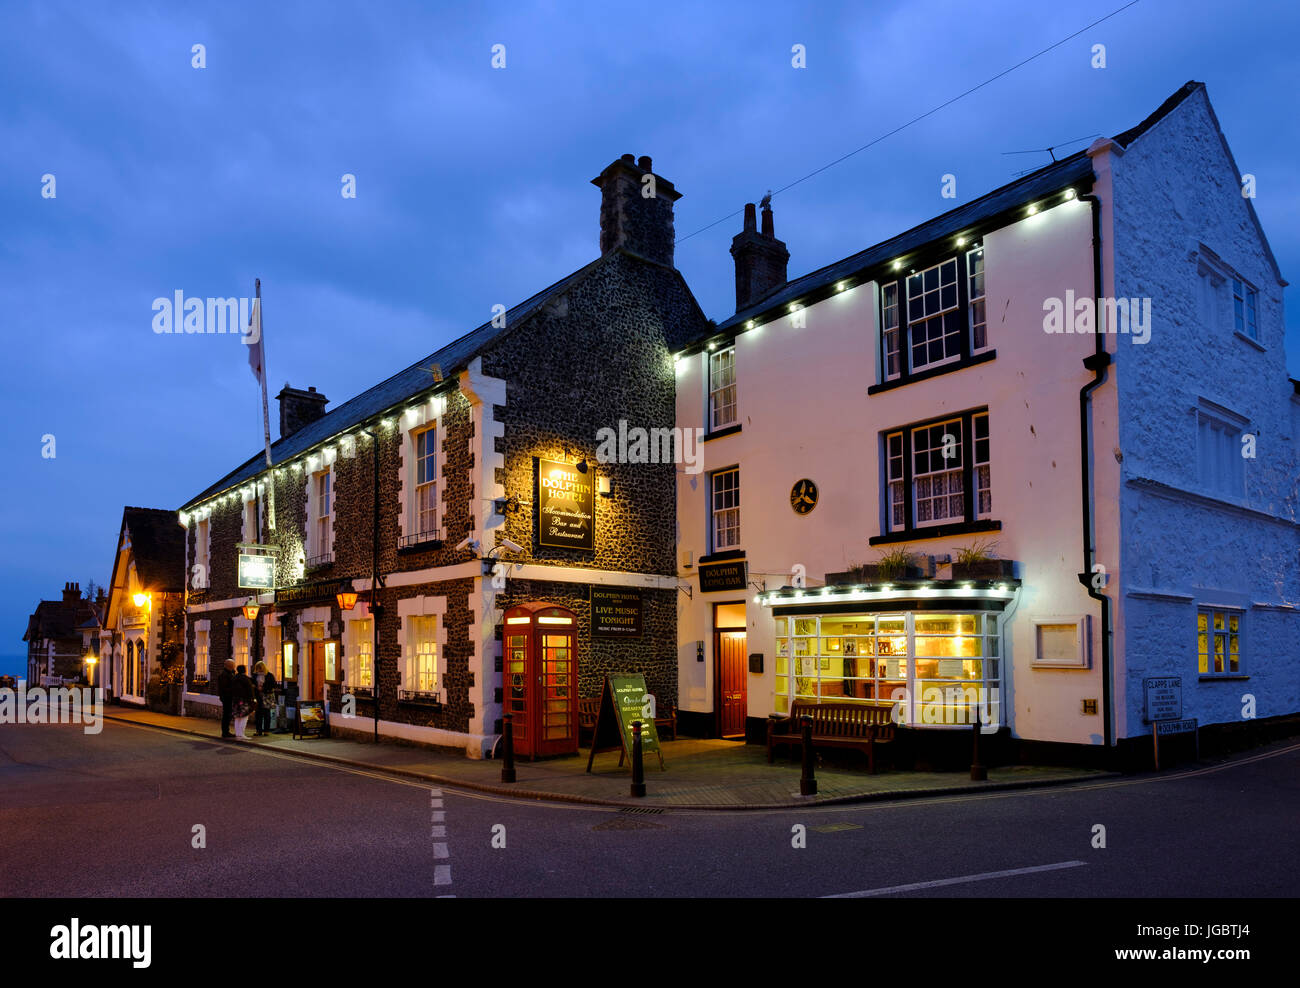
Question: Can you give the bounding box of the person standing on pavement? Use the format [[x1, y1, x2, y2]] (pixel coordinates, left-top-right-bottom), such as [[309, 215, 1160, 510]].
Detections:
[[231, 664, 256, 739], [252, 661, 277, 736], [217, 659, 237, 738]]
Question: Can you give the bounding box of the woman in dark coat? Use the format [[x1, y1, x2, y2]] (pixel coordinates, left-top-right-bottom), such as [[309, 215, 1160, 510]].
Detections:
[[231, 665, 256, 738], [252, 661, 277, 736]]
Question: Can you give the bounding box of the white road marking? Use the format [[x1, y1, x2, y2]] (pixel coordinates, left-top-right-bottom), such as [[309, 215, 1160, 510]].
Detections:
[[434, 868, 452, 886], [826, 860, 1087, 898]]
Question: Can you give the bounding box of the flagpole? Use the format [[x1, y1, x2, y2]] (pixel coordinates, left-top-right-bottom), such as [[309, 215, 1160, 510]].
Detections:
[[256, 278, 276, 533]]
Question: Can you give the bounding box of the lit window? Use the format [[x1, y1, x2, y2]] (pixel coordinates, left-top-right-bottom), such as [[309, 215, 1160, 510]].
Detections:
[[886, 432, 905, 532], [1197, 608, 1241, 675], [404, 615, 438, 696], [194, 626, 210, 683], [234, 626, 249, 670], [709, 346, 737, 430], [710, 467, 740, 550], [974, 413, 991, 518], [349, 619, 373, 692]]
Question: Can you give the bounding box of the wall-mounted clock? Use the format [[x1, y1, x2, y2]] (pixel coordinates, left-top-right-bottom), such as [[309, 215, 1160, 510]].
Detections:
[[790, 478, 819, 515]]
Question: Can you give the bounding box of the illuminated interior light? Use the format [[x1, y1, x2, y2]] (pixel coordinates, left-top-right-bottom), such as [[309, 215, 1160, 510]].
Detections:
[[506, 617, 531, 625]]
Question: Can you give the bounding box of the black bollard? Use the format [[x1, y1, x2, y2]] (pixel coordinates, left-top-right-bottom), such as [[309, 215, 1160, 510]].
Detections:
[[970, 705, 987, 781], [799, 715, 817, 796], [630, 721, 647, 798], [501, 712, 517, 783]]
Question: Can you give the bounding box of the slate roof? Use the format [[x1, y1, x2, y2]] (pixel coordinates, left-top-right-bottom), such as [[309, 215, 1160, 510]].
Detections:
[[703, 81, 1209, 344], [122, 506, 186, 592], [23, 598, 96, 644], [181, 255, 607, 509]]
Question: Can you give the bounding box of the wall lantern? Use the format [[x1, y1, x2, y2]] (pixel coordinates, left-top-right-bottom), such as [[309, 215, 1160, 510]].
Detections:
[[132, 592, 150, 608], [337, 590, 359, 611], [242, 598, 261, 621]]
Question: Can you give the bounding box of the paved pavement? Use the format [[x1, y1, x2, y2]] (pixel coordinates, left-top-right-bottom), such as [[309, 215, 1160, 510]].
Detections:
[[99, 705, 1110, 808]]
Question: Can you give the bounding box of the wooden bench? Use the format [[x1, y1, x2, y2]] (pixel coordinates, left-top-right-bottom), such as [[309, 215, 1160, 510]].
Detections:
[[579, 697, 676, 745], [767, 700, 897, 774]]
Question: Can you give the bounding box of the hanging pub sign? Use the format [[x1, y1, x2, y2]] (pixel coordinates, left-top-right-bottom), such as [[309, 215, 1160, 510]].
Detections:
[[536, 458, 595, 551], [238, 553, 275, 590], [590, 587, 643, 638], [698, 557, 748, 593]]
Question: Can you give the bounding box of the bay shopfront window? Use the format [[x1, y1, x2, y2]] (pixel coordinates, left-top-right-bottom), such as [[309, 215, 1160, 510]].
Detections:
[[772, 607, 1004, 727]]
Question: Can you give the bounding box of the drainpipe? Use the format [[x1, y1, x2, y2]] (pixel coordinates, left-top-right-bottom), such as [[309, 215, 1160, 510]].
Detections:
[[1077, 193, 1113, 752]]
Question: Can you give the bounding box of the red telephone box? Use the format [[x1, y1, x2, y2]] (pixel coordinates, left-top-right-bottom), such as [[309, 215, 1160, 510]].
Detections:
[[503, 603, 578, 758]]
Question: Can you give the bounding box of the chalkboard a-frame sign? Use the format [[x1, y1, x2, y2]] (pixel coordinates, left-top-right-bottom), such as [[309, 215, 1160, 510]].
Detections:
[[585, 673, 665, 773]]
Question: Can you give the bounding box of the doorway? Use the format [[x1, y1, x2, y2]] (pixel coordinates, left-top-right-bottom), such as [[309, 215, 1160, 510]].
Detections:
[[714, 601, 747, 739]]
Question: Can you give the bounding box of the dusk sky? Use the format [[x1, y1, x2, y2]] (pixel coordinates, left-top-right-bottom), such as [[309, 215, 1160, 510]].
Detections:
[[3, 0, 1297, 674]]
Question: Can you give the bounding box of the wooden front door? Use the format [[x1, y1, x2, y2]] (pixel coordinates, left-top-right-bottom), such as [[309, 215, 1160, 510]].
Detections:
[[309, 642, 326, 701], [716, 631, 748, 738]]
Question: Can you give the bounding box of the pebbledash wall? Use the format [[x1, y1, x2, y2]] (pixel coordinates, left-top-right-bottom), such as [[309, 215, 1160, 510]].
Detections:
[[1098, 85, 1300, 743], [180, 154, 709, 757]]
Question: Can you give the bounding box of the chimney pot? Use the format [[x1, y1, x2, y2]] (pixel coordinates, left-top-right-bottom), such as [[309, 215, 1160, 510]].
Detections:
[[277, 385, 330, 439], [730, 201, 790, 312], [591, 153, 682, 267], [637, 155, 652, 172]]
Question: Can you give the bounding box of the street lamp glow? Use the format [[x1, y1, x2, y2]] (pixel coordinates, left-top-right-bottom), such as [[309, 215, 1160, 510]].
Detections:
[[133, 592, 150, 608]]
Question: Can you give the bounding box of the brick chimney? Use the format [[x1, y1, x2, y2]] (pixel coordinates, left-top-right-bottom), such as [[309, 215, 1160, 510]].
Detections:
[[276, 385, 329, 439], [591, 153, 682, 268], [62, 582, 81, 603], [730, 195, 789, 311]]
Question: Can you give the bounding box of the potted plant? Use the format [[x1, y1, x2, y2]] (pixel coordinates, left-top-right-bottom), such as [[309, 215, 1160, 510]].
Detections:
[[832, 546, 928, 583], [951, 539, 1016, 580]]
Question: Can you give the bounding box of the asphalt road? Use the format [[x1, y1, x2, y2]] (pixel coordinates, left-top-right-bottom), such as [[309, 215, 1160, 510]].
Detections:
[[1, 719, 1297, 898]]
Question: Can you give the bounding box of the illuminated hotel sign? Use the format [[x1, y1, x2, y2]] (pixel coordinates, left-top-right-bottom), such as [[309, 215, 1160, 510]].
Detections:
[[591, 587, 643, 638], [238, 553, 275, 590], [537, 458, 594, 550]]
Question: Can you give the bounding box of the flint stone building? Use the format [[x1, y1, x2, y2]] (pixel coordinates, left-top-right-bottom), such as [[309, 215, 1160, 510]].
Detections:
[[179, 154, 707, 757]]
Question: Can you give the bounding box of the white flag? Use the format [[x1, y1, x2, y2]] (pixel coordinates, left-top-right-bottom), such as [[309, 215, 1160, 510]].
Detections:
[[245, 298, 264, 384]]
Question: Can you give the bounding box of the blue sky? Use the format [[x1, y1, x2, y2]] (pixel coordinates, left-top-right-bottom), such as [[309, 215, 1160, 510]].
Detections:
[[2, 0, 1297, 673]]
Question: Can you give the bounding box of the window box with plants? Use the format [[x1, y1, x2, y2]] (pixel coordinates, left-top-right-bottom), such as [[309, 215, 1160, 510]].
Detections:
[[828, 546, 929, 585], [950, 539, 1016, 581]]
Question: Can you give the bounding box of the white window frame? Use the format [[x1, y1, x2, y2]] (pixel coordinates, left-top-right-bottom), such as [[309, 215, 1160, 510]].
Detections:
[[911, 418, 964, 527], [967, 246, 988, 352], [397, 595, 447, 701], [398, 397, 445, 546], [1197, 606, 1243, 677], [881, 282, 901, 380], [1231, 277, 1259, 342], [710, 467, 740, 551], [307, 466, 334, 565], [345, 612, 375, 694], [1196, 245, 1262, 346], [193, 619, 211, 687], [1031, 616, 1090, 669], [905, 258, 961, 372], [885, 431, 905, 532], [708, 346, 737, 430], [194, 517, 211, 589], [232, 618, 251, 671], [973, 412, 991, 520]]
